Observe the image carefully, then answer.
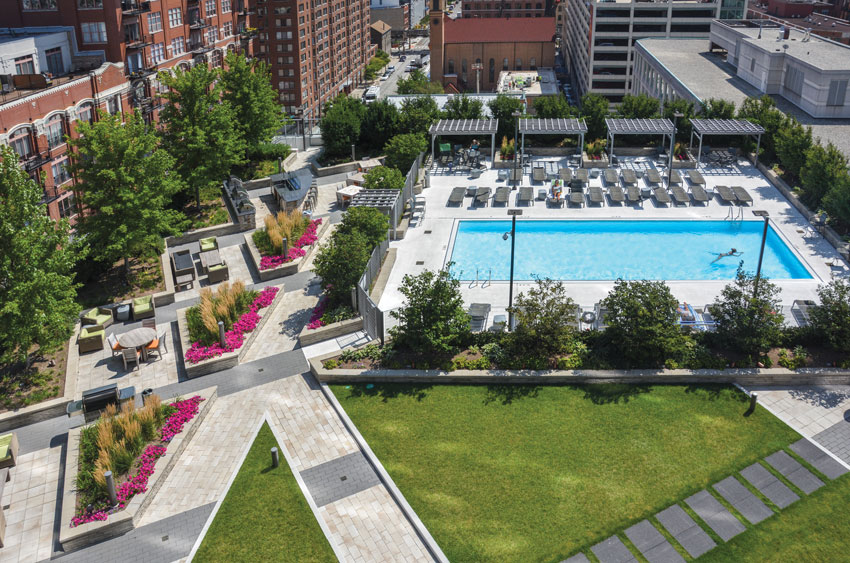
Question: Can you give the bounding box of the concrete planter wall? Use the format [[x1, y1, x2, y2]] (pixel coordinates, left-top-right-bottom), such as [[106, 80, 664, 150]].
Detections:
[[298, 317, 363, 347], [177, 287, 284, 378], [244, 219, 331, 282], [493, 152, 516, 169], [59, 386, 217, 552], [243, 177, 272, 190], [671, 152, 698, 169], [524, 146, 575, 156], [582, 151, 610, 169], [311, 160, 361, 177]]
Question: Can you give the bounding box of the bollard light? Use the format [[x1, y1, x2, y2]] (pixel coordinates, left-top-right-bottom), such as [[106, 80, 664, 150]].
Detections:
[[271, 447, 280, 468], [105, 471, 118, 506], [218, 321, 226, 347]]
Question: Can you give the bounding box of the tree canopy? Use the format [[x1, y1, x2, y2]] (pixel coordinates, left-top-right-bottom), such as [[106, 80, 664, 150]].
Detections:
[[383, 133, 427, 173], [580, 93, 610, 141], [360, 100, 399, 151], [442, 95, 485, 120], [398, 96, 441, 137], [618, 94, 659, 119], [364, 165, 405, 190], [487, 94, 525, 140], [396, 69, 444, 95], [533, 95, 576, 119], [321, 94, 367, 157]]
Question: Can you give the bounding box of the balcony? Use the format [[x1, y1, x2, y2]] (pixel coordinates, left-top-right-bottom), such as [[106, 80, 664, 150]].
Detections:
[[189, 40, 213, 54], [23, 152, 50, 172], [237, 2, 255, 15], [121, 0, 151, 16], [125, 36, 151, 50], [189, 18, 211, 30]]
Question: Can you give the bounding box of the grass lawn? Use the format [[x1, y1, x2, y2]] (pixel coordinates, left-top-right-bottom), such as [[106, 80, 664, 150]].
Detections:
[[193, 422, 336, 562], [330, 383, 799, 563], [704, 474, 850, 562]]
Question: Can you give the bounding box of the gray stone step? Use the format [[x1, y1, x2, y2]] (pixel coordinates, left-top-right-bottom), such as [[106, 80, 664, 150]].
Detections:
[[685, 490, 746, 542], [713, 476, 774, 525], [590, 535, 637, 563], [790, 438, 849, 480], [655, 504, 716, 559], [740, 462, 800, 509], [624, 519, 685, 563], [765, 450, 825, 494], [561, 553, 591, 563]]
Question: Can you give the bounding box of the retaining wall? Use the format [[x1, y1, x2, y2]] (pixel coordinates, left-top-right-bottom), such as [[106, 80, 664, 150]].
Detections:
[[244, 219, 331, 282], [298, 317, 363, 347]]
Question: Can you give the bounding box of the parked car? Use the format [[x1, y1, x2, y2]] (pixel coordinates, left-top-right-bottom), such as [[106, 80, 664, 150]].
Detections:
[[380, 72, 390, 81], [400, 55, 407, 62], [387, 65, 396, 72]]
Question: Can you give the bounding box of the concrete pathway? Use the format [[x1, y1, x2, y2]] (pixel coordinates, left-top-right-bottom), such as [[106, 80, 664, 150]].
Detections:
[[240, 282, 322, 363]]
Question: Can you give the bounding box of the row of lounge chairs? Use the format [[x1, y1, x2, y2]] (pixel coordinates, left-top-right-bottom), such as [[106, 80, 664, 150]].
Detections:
[[449, 186, 536, 207]]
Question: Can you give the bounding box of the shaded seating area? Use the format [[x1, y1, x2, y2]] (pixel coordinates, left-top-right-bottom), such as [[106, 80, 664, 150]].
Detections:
[[518, 118, 588, 164], [429, 119, 499, 167], [605, 118, 676, 169], [690, 119, 765, 166]]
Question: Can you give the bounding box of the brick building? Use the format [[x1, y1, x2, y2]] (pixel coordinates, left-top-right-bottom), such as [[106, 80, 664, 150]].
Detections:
[[461, 0, 554, 19], [747, 0, 850, 45]]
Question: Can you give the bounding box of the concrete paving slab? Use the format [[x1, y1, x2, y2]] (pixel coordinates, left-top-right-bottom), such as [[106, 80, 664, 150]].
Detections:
[[713, 476, 774, 525], [765, 450, 825, 494], [561, 553, 591, 563], [624, 520, 684, 563], [299, 451, 381, 507], [590, 535, 637, 563], [790, 438, 849, 480], [684, 490, 746, 542], [740, 463, 800, 509]]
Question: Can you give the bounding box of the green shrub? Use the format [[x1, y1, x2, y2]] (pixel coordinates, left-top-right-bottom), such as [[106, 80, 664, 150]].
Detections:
[[778, 346, 808, 370], [364, 165, 405, 190], [481, 342, 505, 366], [321, 305, 356, 325], [508, 278, 580, 360], [809, 279, 850, 352], [339, 343, 386, 363], [248, 142, 291, 162], [323, 358, 339, 370]]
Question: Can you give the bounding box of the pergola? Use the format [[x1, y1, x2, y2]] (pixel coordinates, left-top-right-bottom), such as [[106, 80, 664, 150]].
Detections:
[[518, 118, 588, 156], [605, 118, 676, 168], [429, 119, 499, 164], [689, 119, 766, 166]]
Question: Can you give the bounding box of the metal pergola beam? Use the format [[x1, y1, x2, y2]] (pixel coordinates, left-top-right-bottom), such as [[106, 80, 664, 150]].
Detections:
[[429, 119, 499, 164], [687, 119, 765, 166], [604, 118, 675, 165]]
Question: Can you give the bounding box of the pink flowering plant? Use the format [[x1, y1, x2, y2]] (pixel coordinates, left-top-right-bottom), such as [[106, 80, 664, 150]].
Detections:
[[306, 298, 355, 330], [257, 218, 322, 271], [71, 396, 205, 527]]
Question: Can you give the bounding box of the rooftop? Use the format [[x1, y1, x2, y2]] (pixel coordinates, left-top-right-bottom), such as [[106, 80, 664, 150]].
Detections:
[[747, 1, 850, 35], [497, 69, 559, 96], [384, 94, 522, 116], [443, 16, 556, 44], [370, 20, 392, 34], [721, 21, 850, 70]]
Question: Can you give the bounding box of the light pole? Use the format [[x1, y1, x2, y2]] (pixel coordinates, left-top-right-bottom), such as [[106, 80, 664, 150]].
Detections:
[[512, 109, 522, 189], [752, 210, 770, 299], [668, 111, 684, 186], [503, 209, 523, 330]]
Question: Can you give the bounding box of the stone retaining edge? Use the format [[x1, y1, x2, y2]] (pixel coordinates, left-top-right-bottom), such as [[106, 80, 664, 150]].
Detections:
[[243, 218, 330, 282], [298, 317, 364, 347], [59, 386, 218, 552]]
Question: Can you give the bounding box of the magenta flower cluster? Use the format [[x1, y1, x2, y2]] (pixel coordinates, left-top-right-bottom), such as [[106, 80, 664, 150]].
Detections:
[[259, 218, 322, 271], [307, 299, 327, 330], [70, 396, 204, 528], [185, 286, 279, 363]]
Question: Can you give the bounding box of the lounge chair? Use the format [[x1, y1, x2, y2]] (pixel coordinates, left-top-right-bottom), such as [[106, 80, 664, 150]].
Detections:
[[132, 295, 155, 320], [594, 304, 609, 330], [645, 169, 663, 187], [621, 169, 638, 187], [588, 186, 605, 205], [448, 186, 465, 205], [145, 331, 168, 361], [687, 170, 706, 186], [574, 168, 589, 187], [603, 169, 618, 186], [559, 168, 572, 182], [0, 433, 19, 469], [474, 187, 491, 206], [81, 306, 114, 330], [532, 167, 546, 183], [690, 184, 710, 204], [489, 314, 508, 332], [653, 187, 672, 205], [79, 326, 105, 354], [626, 185, 641, 204], [715, 185, 737, 203], [468, 303, 491, 332], [494, 186, 510, 205], [208, 262, 229, 283], [668, 170, 683, 186], [199, 237, 218, 252], [518, 187, 534, 206], [569, 187, 585, 207], [671, 185, 690, 206], [608, 185, 625, 204], [791, 299, 816, 327], [509, 168, 523, 185], [731, 186, 753, 205]]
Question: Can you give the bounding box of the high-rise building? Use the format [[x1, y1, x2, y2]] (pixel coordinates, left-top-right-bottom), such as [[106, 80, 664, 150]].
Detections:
[[557, 0, 746, 104]]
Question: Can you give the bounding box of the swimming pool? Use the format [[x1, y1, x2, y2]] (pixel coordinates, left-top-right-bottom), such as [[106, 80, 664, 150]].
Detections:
[[448, 220, 812, 281]]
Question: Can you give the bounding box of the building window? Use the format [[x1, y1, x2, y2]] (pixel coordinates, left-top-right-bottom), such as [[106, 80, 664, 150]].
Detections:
[[223, 22, 233, 37], [207, 27, 218, 43], [78, 0, 102, 7], [9, 128, 33, 159], [516, 58, 522, 70], [211, 50, 223, 67], [205, 0, 216, 16], [58, 194, 77, 218], [46, 116, 66, 149], [77, 103, 94, 124], [148, 12, 163, 33], [81, 22, 108, 43], [168, 8, 183, 27], [22, 0, 57, 9], [106, 95, 121, 115], [489, 58, 495, 82], [14, 55, 35, 75], [447, 59, 454, 74], [222, 0, 231, 13], [52, 159, 71, 185], [503, 57, 509, 71], [151, 42, 166, 64], [171, 36, 185, 55], [45, 47, 64, 76], [828, 80, 848, 107]]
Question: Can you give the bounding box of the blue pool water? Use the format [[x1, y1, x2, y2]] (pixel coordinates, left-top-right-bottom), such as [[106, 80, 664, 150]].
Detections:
[[449, 220, 812, 281]]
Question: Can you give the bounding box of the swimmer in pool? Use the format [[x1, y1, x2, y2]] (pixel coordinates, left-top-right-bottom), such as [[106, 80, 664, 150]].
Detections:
[[711, 248, 742, 264]]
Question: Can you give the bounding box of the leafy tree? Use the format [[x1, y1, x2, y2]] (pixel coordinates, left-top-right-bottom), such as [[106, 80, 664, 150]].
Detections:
[[220, 51, 286, 157], [709, 264, 784, 358], [389, 267, 471, 357], [773, 118, 812, 179], [509, 278, 579, 360], [314, 230, 372, 307], [601, 279, 681, 368], [809, 279, 850, 353], [0, 145, 84, 367], [800, 141, 848, 209], [396, 69, 444, 95], [618, 94, 659, 119], [384, 133, 427, 172], [320, 94, 366, 157], [702, 98, 736, 120], [822, 172, 850, 233], [398, 96, 441, 136], [364, 165, 405, 190], [487, 94, 525, 141], [737, 95, 790, 162], [69, 111, 186, 279], [442, 95, 485, 119], [336, 207, 389, 249], [159, 63, 246, 210], [662, 99, 696, 142], [533, 94, 575, 118], [360, 100, 399, 151], [580, 93, 610, 141]]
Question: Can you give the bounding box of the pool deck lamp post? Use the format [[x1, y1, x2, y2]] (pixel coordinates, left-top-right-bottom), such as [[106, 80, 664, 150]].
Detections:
[[504, 209, 523, 330], [752, 210, 770, 298], [668, 111, 685, 186], [512, 109, 522, 189]]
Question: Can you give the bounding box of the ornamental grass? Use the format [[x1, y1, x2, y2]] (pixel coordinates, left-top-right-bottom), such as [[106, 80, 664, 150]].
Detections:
[[187, 281, 257, 346]]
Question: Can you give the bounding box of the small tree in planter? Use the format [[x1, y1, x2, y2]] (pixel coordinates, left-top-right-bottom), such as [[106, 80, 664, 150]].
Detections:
[[508, 278, 580, 366], [809, 279, 850, 354], [500, 136, 516, 160], [585, 139, 606, 160]]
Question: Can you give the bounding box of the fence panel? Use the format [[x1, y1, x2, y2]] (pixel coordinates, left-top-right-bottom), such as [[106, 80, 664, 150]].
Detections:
[[353, 238, 390, 343]]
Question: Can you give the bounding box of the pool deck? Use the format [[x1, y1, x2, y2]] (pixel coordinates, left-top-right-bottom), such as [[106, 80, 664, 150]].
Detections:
[[379, 155, 847, 331]]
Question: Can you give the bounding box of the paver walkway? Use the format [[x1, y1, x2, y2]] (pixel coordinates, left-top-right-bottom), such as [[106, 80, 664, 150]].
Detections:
[[739, 462, 800, 509], [712, 476, 773, 525], [685, 490, 746, 542], [765, 450, 825, 494], [790, 437, 849, 480], [590, 535, 636, 563], [624, 519, 684, 563], [655, 505, 716, 558]]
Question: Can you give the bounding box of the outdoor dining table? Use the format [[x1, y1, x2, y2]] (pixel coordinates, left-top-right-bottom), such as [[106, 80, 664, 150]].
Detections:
[[117, 327, 157, 360]]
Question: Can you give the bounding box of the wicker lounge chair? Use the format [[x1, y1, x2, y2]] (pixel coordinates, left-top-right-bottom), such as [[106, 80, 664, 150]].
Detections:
[[79, 326, 105, 354], [132, 295, 155, 320], [558, 168, 572, 182], [645, 169, 662, 187], [653, 187, 672, 205], [569, 187, 585, 207], [687, 170, 706, 186], [81, 306, 114, 330], [626, 185, 641, 204], [608, 185, 625, 203], [690, 184, 710, 204], [668, 170, 683, 186], [208, 262, 229, 283], [199, 237, 218, 252], [448, 186, 465, 205], [518, 186, 534, 206], [532, 167, 546, 183], [603, 169, 618, 186], [0, 433, 19, 469], [474, 187, 491, 206], [731, 186, 753, 205], [588, 186, 605, 205], [715, 185, 737, 203], [671, 185, 690, 206], [494, 186, 510, 205]]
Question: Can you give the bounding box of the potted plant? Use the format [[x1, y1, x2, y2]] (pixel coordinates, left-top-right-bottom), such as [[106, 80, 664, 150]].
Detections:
[[500, 136, 516, 161], [582, 139, 609, 168]]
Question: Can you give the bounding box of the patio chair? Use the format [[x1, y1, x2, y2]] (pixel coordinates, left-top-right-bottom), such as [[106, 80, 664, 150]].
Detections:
[[671, 185, 690, 206], [588, 186, 605, 206], [474, 187, 491, 207], [791, 300, 816, 327], [668, 170, 683, 186], [603, 169, 618, 186], [132, 295, 155, 320], [145, 331, 168, 361], [608, 185, 625, 204], [122, 347, 140, 372], [448, 186, 466, 206], [715, 185, 737, 204], [199, 237, 218, 253], [78, 326, 104, 354], [653, 187, 672, 205], [621, 169, 637, 187], [569, 187, 585, 207], [468, 303, 491, 333], [489, 314, 507, 333], [731, 186, 753, 205], [559, 168, 572, 182], [518, 186, 534, 206], [107, 333, 122, 358], [0, 433, 19, 470], [532, 167, 546, 183], [626, 185, 641, 205], [494, 186, 510, 205], [594, 304, 610, 330], [690, 184, 710, 204], [574, 168, 589, 187], [208, 261, 230, 284], [81, 306, 114, 330]]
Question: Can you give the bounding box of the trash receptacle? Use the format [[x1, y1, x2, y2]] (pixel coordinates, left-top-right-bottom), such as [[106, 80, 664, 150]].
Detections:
[[116, 304, 130, 322], [142, 388, 154, 405]]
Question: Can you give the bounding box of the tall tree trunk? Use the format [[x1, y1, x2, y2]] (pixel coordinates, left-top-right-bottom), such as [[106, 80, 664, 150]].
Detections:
[[195, 185, 201, 213], [123, 254, 130, 283]]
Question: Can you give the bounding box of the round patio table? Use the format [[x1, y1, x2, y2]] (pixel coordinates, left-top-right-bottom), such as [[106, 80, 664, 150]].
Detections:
[[118, 327, 157, 360]]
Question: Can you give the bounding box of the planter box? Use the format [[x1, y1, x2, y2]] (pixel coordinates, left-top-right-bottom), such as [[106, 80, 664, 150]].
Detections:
[[59, 386, 217, 552], [582, 151, 609, 169], [671, 152, 697, 169], [298, 317, 363, 347], [177, 287, 284, 378], [245, 219, 330, 282], [493, 152, 516, 169]]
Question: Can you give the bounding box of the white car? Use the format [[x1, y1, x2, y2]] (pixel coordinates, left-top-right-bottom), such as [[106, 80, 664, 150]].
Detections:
[[387, 65, 396, 73], [380, 72, 390, 81]]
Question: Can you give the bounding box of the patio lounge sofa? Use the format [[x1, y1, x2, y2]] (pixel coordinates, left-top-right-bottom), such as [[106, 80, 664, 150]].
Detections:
[[532, 167, 547, 183], [474, 187, 491, 206], [79, 326, 105, 354], [715, 185, 737, 203], [653, 187, 672, 205], [626, 185, 641, 204], [208, 262, 230, 284], [81, 306, 114, 330], [494, 186, 511, 205], [603, 169, 618, 186], [448, 186, 466, 205], [132, 295, 155, 320], [731, 186, 753, 205], [608, 185, 625, 204], [559, 168, 572, 182], [518, 187, 534, 206], [0, 433, 19, 469], [690, 184, 710, 204], [199, 237, 218, 252], [588, 186, 605, 205], [671, 185, 690, 206]]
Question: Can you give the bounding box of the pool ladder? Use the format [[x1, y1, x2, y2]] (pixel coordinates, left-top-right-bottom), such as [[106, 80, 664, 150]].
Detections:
[[471, 268, 492, 288], [725, 206, 744, 221]]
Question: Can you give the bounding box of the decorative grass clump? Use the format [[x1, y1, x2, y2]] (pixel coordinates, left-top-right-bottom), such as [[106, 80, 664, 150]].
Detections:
[[186, 281, 258, 346], [252, 210, 311, 256]]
